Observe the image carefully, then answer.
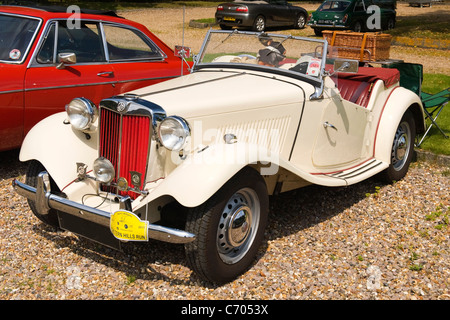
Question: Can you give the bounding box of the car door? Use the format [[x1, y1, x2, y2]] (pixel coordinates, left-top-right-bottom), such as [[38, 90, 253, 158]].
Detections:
[[311, 92, 370, 168], [0, 64, 26, 151], [101, 23, 182, 94], [0, 12, 41, 151], [267, 0, 291, 25], [352, 0, 369, 30], [24, 20, 116, 136], [276, 0, 298, 25]]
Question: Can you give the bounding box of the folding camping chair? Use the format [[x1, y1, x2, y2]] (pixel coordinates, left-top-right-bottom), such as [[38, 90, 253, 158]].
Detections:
[[383, 62, 449, 146], [416, 87, 449, 146]]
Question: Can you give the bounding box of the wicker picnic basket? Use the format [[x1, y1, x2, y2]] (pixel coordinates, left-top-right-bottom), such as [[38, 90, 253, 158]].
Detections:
[[322, 31, 392, 62]]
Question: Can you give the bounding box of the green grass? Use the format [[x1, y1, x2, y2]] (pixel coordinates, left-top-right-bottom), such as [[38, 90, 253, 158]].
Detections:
[[386, 9, 450, 40], [417, 73, 450, 155], [192, 17, 216, 24]]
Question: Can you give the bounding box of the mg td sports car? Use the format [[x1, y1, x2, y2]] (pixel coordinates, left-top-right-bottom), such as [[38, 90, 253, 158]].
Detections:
[[14, 30, 425, 284]]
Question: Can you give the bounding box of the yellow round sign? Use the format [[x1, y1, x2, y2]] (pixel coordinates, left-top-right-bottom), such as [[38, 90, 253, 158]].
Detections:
[[110, 210, 148, 241]]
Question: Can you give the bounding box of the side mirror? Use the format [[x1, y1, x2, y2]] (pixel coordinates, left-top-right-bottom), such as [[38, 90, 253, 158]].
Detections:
[[174, 45, 192, 59], [174, 45, 192, 75], [333, 59, 359, 74], [56, 52, 76, 69]]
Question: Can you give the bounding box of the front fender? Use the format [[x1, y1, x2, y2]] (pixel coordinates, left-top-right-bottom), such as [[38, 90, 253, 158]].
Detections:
[[374, 86, 424, 164], [19, 112, 98, 189], [135, 142, 279, 209]]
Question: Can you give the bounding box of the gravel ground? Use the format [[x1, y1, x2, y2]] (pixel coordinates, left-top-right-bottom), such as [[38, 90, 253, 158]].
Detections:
[[0, 148, 448, 300]]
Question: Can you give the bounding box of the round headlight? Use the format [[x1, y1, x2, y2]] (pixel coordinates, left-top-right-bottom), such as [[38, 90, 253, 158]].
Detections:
[[158, 116, 190, 151], [93, 157, 115, 184], [65, 98, 97, 131]]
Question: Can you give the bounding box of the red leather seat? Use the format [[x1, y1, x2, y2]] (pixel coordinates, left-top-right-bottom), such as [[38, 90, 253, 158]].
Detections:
[[327, 66, 400, 108], [332, 77, 372, 108]]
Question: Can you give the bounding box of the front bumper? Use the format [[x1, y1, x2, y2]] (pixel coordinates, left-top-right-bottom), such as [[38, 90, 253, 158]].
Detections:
[[215, 13, 254, 27], [13, 172, 195, 250], [307, 22, 348, 29]]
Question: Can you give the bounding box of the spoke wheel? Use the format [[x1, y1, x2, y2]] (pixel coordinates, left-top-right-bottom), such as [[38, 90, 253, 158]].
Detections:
[[253, 16, 265, 32], [295, 14, 306, 29]]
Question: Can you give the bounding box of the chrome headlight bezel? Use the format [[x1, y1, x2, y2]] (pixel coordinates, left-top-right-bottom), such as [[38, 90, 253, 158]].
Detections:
[[158, 116, 191, 151], [65, 97, 98, 131]]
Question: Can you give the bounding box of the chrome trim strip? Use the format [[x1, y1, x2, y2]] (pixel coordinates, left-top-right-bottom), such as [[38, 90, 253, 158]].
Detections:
[[12, 174, 195, 244], [22, 76, 177, 93], [137, 73, 244, 99], [99, 96, 166, 128], [27, 18, 167, 68], [116, 75, 178, 84], [307, 23, 347, 28], [24, 81, 116, 92], [0, 89, 23, 95], [99, 21, 110, 63]]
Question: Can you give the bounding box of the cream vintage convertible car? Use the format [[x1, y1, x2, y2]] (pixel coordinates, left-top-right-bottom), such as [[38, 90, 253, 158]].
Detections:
[[14, 30, 425, 284]]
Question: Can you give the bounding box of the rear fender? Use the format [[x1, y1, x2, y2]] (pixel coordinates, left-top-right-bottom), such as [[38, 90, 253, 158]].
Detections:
[[374, 87, 424, 163]]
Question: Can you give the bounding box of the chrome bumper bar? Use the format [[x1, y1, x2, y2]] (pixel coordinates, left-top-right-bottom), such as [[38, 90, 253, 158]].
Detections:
[[307, 23, 347, 28], [12, 172, 195, 245]]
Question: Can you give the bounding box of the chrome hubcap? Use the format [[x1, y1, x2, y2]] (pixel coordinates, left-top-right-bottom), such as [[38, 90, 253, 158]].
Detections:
[[217, 188, 260, 264], [228, 206, 251, 247], [392, 121, 410, 171]]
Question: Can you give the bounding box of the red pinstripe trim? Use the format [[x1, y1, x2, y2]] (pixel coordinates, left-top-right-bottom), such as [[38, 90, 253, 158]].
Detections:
[[310, 157, 374, 175], [372, 86, 400, 156]]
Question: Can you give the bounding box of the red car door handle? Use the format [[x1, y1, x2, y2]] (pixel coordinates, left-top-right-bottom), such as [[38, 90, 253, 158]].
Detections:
[[97, 71, 114, 77]]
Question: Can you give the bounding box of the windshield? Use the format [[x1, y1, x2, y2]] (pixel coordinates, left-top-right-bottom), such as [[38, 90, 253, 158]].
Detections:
[[0, 14, 41, 64], [318, 0, 351, 12], [195, 30, 328, 82]]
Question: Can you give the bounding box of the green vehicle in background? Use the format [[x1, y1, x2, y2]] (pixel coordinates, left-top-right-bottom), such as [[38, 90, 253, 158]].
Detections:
[[308, 0, 396, 36]]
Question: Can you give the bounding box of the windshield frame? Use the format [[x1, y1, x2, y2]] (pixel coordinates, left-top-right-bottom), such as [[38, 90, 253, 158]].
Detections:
[[0, 12, 42, 64], [193, 29, 328, 92]]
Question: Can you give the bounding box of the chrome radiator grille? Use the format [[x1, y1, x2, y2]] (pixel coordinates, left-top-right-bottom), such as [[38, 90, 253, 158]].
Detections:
[[99, 107, 151, 199]]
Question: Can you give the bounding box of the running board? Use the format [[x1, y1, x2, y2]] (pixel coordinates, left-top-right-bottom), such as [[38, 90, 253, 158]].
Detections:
[[311, 159, 388, 186]]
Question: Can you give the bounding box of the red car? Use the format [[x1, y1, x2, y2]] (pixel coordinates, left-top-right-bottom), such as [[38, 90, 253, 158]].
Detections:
[[0, 5, 189, 151]]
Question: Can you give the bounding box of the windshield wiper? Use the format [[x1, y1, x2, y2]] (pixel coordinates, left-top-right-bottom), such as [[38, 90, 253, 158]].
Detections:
[[212, 29, 239, 50]]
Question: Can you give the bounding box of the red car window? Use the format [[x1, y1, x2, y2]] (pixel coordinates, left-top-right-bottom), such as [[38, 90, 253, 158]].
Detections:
[[0, 14, 40, 63], [103, 24, 164, 61]]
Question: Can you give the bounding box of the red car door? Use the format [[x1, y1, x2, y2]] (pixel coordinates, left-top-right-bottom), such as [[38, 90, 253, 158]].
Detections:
[[101, 23, 184, 93], [0, 12, 40, 151], [0, 65, 26, 151], [23, 20, 116, 136]]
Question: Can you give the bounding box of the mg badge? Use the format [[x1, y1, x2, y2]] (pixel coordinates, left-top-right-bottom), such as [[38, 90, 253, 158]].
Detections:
[[130, 171, 142, 189], [117, 101, 128, 113]]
